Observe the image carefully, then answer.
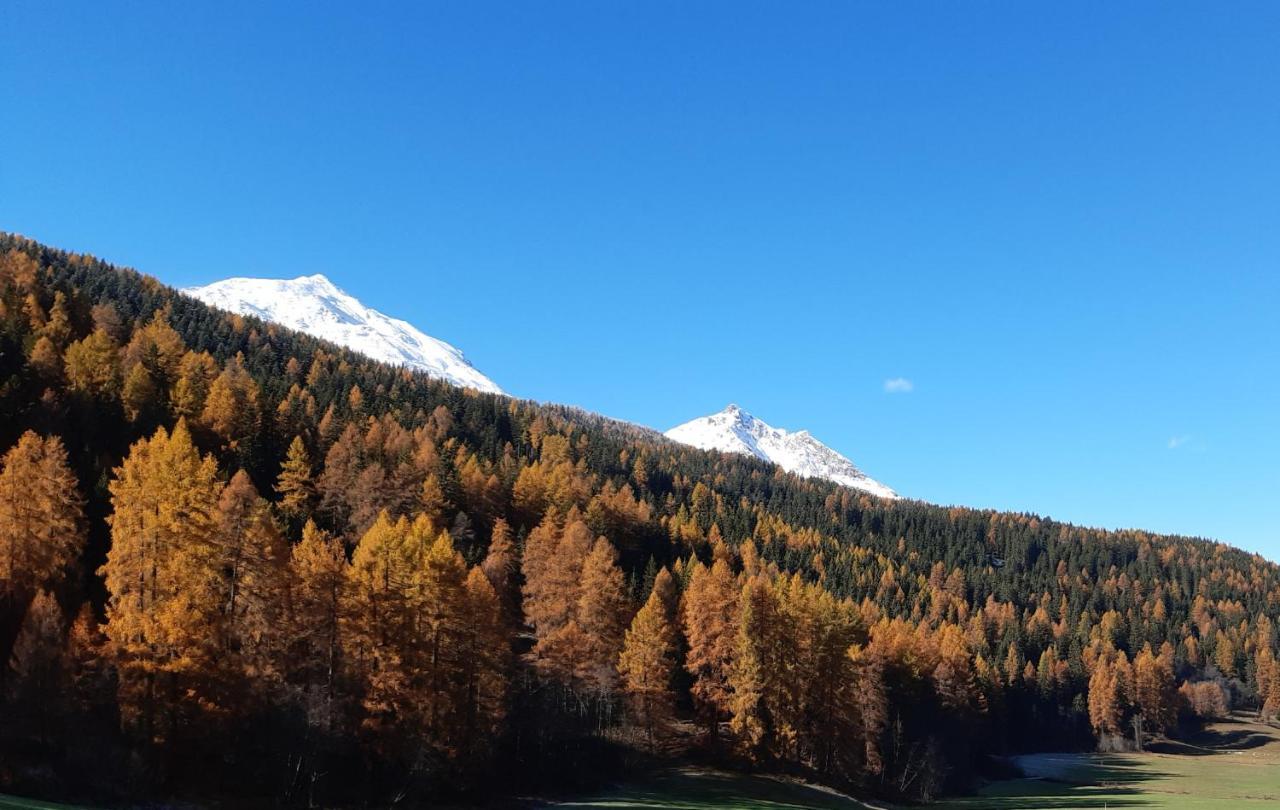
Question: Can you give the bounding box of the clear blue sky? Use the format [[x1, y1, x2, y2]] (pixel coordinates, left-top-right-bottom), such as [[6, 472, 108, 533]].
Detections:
[[4, 3, 1278, 558]]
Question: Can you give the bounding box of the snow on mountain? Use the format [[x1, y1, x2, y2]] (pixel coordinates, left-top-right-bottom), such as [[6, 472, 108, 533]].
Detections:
[[665, 404, 898, 499], [183, 275, 504, 395]]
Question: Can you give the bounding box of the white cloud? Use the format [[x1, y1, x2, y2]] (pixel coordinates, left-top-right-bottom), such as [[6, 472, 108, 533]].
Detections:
[[883, 377, 914, 394], [1168, 435, 1190, 450]]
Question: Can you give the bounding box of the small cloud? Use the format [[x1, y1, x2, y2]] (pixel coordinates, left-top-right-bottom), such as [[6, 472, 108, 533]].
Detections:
[[884, 377, 914, 394], [1168, 435, 1190, 450]]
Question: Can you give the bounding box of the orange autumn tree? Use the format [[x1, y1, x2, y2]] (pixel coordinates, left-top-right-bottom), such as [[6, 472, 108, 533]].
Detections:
[[275, 436, 317, 533], [284, 520, 347, 731], [480, 518, 520, 628], [574, 537, 630, 695], [202, 353, 261, 449], [682, 558, 739, 737], [522, 513, 591, 683], [412, 526, 469, 749], [458, 567, 509, 762], [7, 590, 67, 738], [63, 328, 122, 401], [342, 512, 423, 744], [101, 420, 224, 738], [0, 431, 84, 604], [215, 470, 288, 692], [619, 578, 678, 748], [1132, 643, 1176, 736]]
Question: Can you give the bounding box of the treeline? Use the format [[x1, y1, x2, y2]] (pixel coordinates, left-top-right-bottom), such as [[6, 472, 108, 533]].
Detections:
[[2, 234, 1280, 804]]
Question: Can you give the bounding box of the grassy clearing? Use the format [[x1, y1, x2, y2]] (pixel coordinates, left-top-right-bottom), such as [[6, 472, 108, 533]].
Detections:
[[6, 717, 1278, 809], [941, 715, 1280, 810], [549, 768, 882, 809], [0, 797, 86, 810], [552, 716, 1280, 810]]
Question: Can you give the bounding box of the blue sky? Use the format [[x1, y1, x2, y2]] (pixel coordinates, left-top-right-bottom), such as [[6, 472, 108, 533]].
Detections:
[[4, 3, 1279, 558]]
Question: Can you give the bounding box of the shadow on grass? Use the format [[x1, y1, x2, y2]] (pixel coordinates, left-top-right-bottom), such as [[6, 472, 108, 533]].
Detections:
[[942, 780, 1149, 809], [944, 753, 1172, 810], [1015, 753, 1174, 785], [553, 769, 870, 809]]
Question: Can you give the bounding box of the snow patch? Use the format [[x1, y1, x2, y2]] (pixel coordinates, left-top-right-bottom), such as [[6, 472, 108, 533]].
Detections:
[[184, 274, 504, 395], [665, 405, 898, 499]]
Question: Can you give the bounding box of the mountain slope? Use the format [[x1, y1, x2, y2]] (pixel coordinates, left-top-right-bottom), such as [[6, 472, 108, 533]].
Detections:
[[665, 404, 898, 499], [4, 232, 1279, 809], [184, 274, 503, 394]]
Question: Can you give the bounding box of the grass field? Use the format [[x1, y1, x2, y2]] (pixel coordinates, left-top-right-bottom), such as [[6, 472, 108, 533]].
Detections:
[[552, 716, 1280, 810], [0, 797, 85, 810], [550, 768, 883, 809], [5, 717, 1278, 809], [941, 715, 1280, 809]]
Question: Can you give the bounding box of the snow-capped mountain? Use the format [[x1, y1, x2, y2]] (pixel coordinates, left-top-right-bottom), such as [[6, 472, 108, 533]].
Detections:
[[665, 405, 897, 499], [184, 275, 504, 395]]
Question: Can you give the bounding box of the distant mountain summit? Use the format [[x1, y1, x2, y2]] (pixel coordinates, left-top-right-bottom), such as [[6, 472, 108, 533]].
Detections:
[[665, 404, 897, 499], [184, 274, 504, 394]]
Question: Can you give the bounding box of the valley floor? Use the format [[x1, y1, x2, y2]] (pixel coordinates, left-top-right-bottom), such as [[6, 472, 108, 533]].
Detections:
[[945, 715, 1280, 809], [5, 717, 1278, 810], [548, 768, 884, 810], [550, 715, 1280, 810]]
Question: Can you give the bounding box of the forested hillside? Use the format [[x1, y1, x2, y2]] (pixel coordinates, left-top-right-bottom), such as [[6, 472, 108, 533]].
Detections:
[[2, 232, 1279, 805]]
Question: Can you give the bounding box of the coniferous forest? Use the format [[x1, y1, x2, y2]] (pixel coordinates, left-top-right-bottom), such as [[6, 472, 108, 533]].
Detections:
[[2, 232, 1280, 805]]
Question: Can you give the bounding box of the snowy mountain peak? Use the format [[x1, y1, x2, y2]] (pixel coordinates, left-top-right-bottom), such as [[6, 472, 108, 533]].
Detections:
[[664, 405, 897, 499], [183, 274, 504, 395]]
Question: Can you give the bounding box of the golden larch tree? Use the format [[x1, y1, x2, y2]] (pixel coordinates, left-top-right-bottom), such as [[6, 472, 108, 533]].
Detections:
[[618, 584, 677, 749], [102, 420, 224, 739], [285, 520, 347, 731], [0, 431, 84, 602], [575, 537, 629, 695], [458, 567, 509, 761], [275, 435, 317, 530], [682, 559, 739, 736]]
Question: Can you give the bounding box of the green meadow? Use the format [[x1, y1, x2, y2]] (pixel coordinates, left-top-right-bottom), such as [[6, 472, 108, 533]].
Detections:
[[553, 717, 1280, 810], [945, 716, 1280, 810], [6, 717, 1277, 809]]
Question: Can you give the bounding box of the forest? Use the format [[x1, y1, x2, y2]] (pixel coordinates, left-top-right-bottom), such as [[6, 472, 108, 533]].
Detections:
[[2, 232, 1279, 806]]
